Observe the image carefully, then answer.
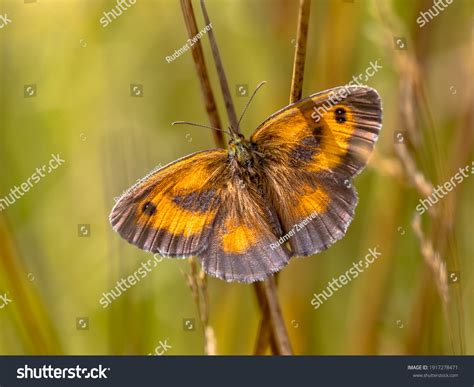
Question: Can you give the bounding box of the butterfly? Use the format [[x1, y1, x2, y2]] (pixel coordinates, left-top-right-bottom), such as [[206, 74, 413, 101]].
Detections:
[[110, 85, 382, 283]]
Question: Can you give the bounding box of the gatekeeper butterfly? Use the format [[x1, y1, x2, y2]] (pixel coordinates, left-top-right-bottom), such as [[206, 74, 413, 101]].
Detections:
[[110, 86, 382, 282]]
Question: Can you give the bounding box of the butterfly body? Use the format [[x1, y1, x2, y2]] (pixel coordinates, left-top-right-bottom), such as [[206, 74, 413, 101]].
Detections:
[[110, 86, 382, 283], [227, 134, 259, 172]]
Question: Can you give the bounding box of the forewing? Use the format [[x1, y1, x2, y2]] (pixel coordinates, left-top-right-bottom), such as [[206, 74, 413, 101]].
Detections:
[[252, 86, 382, 177], [110, 150, 228, 256], [251, 86, 382, 256]]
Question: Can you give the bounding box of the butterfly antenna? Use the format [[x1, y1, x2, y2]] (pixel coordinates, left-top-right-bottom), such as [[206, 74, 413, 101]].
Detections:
[[171, 121, 232, 136], [237, 81, 267, 128]]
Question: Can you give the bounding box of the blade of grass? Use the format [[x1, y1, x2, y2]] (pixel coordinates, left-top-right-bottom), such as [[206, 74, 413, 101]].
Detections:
[[0, 215, 63, 354]]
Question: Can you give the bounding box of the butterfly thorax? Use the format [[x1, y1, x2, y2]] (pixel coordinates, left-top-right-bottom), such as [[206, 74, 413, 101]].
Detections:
[[228, 134, 259, 172]]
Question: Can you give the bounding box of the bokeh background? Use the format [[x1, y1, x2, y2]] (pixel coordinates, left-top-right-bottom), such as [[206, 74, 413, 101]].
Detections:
[[0, 0, 472, 355]]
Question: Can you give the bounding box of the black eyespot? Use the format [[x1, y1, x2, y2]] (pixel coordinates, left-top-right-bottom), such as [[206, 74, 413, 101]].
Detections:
[[334, 108, 347, 123], [142, 201, 157, 216]]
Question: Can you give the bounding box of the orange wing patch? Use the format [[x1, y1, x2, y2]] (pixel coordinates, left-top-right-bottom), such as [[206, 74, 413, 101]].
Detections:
[[134, 160, 223, 237], [295, 184, 330, 215], [307, 104, 355, 172], [136, 196, 217, 237], [221, 218, 258, 254], [252, 102, 355, 173]]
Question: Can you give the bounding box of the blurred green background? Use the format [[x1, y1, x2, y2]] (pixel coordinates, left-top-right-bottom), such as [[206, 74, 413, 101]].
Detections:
[[0, 0, 472, 355]]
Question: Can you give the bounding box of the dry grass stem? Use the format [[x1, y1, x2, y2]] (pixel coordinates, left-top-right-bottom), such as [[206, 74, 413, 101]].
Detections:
[[411, 213, 449, 306], [290, 0, 311, 104], [182, 258, 217, 355], [180, 0, 226, 148], [199, 0, 240, 132]]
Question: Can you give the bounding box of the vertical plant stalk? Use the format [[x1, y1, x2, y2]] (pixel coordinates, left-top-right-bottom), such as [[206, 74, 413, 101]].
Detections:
[[180, 0, 222, 355], [199, 0, 294, 355], [290, 0, 311, 104], [254, 0, 310, 355], [183, 258, 217, 355], [200, 0, 239, 132], [180, 0, 226, 149], [254, 277, 290, 354], [253, 282, 279, 354]]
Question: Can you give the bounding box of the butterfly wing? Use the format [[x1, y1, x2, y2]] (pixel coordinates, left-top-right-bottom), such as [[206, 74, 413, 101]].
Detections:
[[251, 86, 382, 256], [200, 175, 290, 283], [110, 149, 290, 282], [110, 150, 227, 256]]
